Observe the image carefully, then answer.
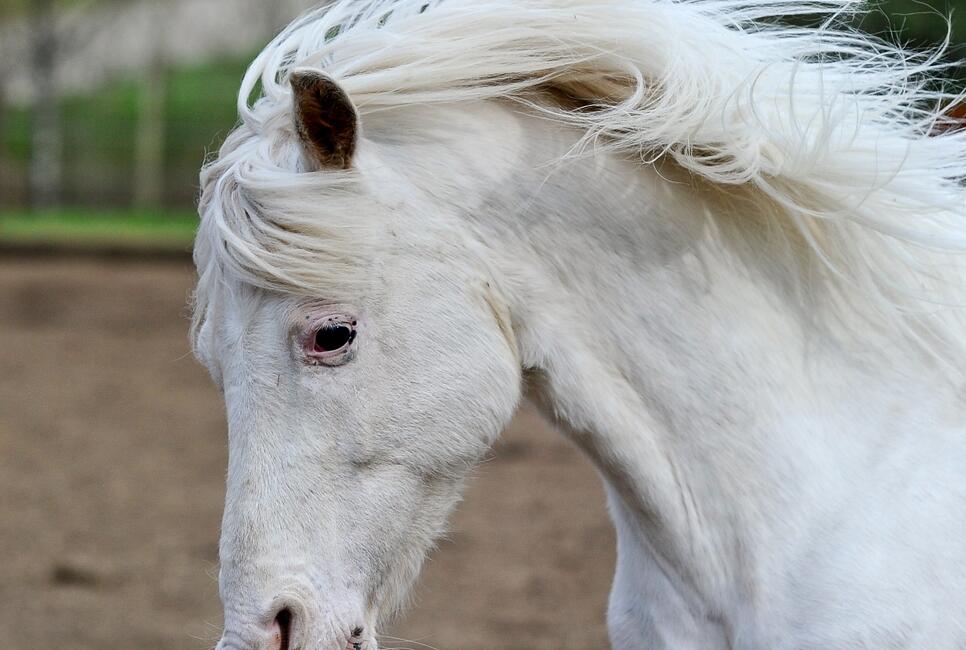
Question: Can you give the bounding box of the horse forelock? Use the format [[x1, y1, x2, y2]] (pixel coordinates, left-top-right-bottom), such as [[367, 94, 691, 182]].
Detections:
[[191, 111, 382, 353]]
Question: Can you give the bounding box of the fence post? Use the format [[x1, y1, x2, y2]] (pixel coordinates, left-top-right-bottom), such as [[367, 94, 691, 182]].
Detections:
[[133, 2, 166, 210], [28, 0, 62, 209]]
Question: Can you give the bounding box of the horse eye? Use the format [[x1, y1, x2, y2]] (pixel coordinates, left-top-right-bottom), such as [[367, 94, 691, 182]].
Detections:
[[314, 324, 355, 353]]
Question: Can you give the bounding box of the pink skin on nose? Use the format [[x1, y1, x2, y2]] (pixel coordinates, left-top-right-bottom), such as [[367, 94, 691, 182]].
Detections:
[[268, 618, 284, 650]]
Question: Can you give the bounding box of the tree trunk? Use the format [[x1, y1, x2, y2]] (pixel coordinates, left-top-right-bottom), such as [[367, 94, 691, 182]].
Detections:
[[29, 0, 61, 209]]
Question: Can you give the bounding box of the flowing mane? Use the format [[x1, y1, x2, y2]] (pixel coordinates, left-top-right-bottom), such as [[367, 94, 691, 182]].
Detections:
[[194, 0, 966, 366], [198, 4, 966, 643]]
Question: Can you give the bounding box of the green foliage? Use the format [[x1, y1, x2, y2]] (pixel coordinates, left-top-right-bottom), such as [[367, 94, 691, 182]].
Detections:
[[860, 1, 966, 66], [163, 58, 249, 179], [871, 0, 965, 42], [1, 56, 249, 207]]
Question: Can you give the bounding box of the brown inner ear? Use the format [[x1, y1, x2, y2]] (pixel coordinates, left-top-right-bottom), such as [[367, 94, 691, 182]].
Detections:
[[290, 71, 358, 170]]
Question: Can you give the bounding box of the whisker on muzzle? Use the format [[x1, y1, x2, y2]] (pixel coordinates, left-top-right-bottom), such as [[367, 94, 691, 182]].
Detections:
[[375, 633, 442, 650]]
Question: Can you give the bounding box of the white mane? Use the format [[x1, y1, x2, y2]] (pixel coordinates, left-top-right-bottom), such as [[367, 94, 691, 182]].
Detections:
[[194, 0, 966, 363]]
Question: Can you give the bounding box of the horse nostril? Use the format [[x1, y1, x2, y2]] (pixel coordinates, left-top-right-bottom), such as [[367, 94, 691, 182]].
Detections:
[[273, 608, 293, 650]]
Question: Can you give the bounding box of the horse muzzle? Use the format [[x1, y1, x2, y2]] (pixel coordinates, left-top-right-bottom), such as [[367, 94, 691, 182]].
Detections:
[[216, 591, 373, 650]]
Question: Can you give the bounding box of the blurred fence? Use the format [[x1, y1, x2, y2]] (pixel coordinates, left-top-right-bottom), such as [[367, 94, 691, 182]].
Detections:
[[0, 57, 245, 208], [0, 0, 318, 211]]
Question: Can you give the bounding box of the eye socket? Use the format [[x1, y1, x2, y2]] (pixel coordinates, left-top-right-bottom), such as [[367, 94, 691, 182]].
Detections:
[[314, 323, 355, 353], [301, 314, 358, 365]]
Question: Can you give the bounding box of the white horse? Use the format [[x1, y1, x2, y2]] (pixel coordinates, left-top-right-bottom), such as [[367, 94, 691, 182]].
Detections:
[[193, 1, 966, 648]]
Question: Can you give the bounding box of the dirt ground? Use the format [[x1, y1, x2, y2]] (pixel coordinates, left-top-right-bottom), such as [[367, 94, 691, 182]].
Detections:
[[0, 256, 615, 650]]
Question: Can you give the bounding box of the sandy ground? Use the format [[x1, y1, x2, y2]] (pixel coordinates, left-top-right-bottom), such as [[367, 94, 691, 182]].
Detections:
[[0, 256, 614, 650]]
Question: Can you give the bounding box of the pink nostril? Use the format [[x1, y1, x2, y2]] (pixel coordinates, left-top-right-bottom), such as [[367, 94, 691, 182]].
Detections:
[[270, 608, 292, 650]]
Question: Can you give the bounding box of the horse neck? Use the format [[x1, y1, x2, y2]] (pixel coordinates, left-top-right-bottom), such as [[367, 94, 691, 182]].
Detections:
[[437, 104, 959, 615]]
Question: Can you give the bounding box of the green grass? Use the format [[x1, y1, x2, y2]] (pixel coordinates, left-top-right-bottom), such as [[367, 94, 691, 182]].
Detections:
[[0, 209, 198, 249]]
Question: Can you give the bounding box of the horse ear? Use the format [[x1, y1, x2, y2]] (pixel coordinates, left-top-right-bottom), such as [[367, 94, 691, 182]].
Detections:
[[289, 70, 359, 170]]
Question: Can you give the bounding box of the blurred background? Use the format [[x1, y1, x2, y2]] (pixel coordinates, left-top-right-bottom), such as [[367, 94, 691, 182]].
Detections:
[[0, 1, 962, 648]]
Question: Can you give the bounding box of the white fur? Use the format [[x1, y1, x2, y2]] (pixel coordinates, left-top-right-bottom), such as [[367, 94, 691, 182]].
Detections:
[[195, 1, 966, 648]]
